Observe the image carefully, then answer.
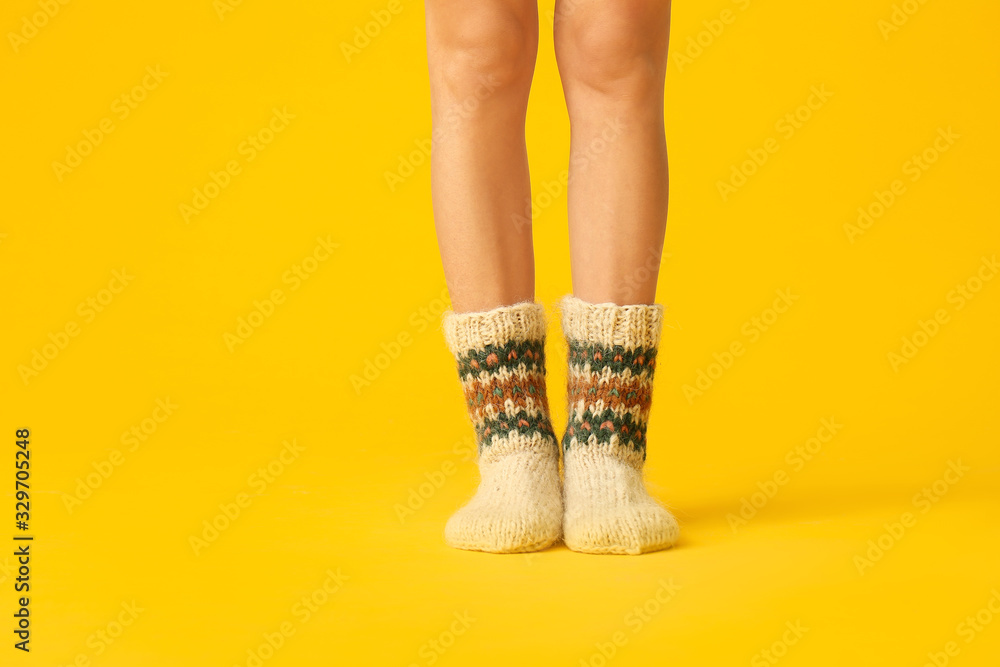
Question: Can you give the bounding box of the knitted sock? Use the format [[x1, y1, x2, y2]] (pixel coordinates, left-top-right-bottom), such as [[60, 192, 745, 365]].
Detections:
[[559, 295, 679, 555], [441, 302, 562, 553]]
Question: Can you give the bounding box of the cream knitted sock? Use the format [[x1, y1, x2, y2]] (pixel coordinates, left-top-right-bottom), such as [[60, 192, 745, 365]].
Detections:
[[441, 302, 562, 553], [559, 295, 679, 555]]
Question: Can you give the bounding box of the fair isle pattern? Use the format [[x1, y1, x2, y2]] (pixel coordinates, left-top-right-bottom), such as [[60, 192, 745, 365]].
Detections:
[[558, 295, 679, 555], [455, 339, 555, 450], [563, 340, 657, 457], [441, 302, 563, 553]]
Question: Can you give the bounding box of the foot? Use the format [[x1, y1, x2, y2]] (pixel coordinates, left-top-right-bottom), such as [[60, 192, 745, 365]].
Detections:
[[559, 294, 679, 555], [441, 302, 563, 554], [445, 436, 562, 553], [562, 444, 678, 555]]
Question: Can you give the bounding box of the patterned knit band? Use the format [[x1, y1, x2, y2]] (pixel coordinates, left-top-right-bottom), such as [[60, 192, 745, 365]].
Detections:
[[560, 296, 664, 458], [443, 302, 556, 452]]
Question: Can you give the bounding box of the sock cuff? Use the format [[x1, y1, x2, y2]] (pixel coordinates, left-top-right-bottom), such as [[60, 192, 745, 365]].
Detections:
[[442, 301, 546, 355], [559, 295, 663, 350]]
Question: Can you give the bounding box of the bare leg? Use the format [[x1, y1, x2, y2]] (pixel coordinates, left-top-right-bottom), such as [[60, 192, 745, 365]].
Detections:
[[555, 0, 672, 305], [553, 0, 678, 555], [425, 0, 540, 313], [427, 0, 563, 554]]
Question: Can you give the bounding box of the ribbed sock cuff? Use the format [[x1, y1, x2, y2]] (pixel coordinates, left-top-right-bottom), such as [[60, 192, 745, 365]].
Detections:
[[442, 301, 546, 355], [559, 295, 663, 350]]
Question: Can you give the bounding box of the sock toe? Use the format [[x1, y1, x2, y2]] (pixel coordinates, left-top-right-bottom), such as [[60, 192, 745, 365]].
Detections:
[[441, 302, 563, 554], [558, 296, 680, 556], [564, 500, 678, 555], [444, 437, 563, 554], [445, 500, 562, 553]]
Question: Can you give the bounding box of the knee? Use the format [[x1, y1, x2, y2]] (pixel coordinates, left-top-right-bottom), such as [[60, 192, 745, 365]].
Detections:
[[555, 2, 670, 99], [429, 9, 537, 98]]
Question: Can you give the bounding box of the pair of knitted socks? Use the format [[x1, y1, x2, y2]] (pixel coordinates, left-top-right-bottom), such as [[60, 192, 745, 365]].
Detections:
[[441, 296, 678, 555]]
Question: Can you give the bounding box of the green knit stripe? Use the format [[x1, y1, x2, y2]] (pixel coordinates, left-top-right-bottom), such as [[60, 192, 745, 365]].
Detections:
[[566, 339, 657, 375], [475, 413, 556, 449], [454, 338, 557, 452], [456, 339, 547, 378], [563, 409, 647, 454], [563, 340, 658, 457]]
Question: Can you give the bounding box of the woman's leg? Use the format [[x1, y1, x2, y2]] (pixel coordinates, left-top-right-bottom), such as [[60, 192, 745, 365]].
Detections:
[[425, 0, 539, 313], [554, 0, 678, 555], [426, 0, 562, 553], [555, 0, 672, 305]]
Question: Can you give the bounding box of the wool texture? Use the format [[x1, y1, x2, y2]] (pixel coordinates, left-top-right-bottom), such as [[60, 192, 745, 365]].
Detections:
[[560, 295, 679, 555], [441, 301, 562, 553]]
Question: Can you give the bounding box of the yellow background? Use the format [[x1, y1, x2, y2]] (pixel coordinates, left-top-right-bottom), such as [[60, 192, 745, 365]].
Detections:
[[2, 0, 999, 665]]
